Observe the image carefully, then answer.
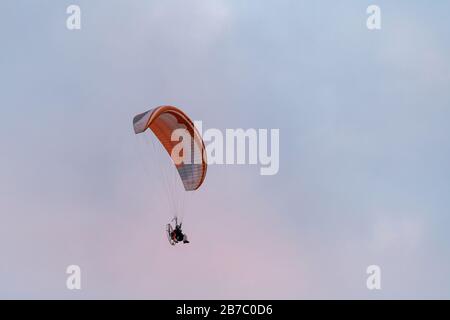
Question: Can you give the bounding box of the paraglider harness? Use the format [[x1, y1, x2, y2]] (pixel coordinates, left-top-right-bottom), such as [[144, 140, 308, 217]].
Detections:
[[167, 218, 189, 245]]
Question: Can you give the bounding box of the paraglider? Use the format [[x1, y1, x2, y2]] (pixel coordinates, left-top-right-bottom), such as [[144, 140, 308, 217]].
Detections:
[[133, 106, 207, 246], [167, 218, 190, 245]]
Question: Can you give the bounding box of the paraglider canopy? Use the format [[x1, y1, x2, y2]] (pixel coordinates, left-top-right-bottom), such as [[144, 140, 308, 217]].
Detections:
[[133, 106, 207, 191]]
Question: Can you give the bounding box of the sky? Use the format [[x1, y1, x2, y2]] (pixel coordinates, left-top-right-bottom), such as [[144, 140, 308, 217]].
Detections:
[[1, 0, 450, 299]]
